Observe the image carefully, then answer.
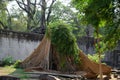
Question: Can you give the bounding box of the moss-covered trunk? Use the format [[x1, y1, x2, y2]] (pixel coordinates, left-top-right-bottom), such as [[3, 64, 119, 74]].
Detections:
[[21, 23, 111, 79]]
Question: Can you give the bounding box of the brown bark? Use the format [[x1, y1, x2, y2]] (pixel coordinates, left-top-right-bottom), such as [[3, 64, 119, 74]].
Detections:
[[46, 0, 56, 25], [21, 36, 51, 70], [40, 0, 46, 33], [79, 50, 111, 78], [21, 35, 111, 79]]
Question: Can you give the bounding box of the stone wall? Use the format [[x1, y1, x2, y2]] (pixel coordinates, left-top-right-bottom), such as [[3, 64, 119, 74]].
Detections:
[[0, 29, 120, 68], [0, 36, 40, 60], [0, 29, 43, 60]]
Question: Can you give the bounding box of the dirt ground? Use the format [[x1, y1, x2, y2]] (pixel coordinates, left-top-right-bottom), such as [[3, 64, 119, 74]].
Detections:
[[109, 74, 120, 80], [0, 66, 120, 80]]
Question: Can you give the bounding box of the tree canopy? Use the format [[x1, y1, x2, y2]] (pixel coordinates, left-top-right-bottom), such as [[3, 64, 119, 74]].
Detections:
[[0, 0, 8, 29], [0, 0, 88, 38], [72, 1, 120, 79], [72, 0, 120, 50]]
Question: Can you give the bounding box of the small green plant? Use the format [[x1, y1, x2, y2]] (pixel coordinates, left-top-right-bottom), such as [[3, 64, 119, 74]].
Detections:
[[13, 60, 22, 68], [87, 54, 104, 63], [2, 56, 15, 66]]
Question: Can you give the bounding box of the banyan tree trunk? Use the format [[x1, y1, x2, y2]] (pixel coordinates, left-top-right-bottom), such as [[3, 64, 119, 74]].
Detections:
[[21, 36, 51, 70], [21, 35, 111, 78], [79, 50, 111, 78]]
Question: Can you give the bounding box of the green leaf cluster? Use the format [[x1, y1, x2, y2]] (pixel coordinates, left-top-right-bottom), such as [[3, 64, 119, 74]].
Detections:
[[2, 56, 15, 66], [47, 21, 80, 63], [0, 0, 7, 29], [13, 60, 22, 68], [88, 54, 104, 63], [72, 0, 120, 51]]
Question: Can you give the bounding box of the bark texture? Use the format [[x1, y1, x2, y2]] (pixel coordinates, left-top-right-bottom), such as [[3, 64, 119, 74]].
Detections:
[[21, 36, 51, 70], [21, 36, 111, 78]]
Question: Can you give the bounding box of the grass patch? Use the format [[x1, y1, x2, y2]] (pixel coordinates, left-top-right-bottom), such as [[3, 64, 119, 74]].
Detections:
[[0, 66, 16, 75], [0, 66, 28, 79]]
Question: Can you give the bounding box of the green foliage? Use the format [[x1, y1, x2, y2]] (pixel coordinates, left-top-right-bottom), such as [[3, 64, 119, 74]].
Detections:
[[73, 0, 113, 26], [49, 22, 79, 55], [72, 0, 120, 50], [95, 40, 107, 54], [88, 54, 104, 63], [50, 1, 86, 37], [104, 21, 120, 50], [0, 66, 28, 79], [47, 21, 80, 64], [0, 10, 7, 29], [2, 56, 15, 66], [13, 60, 22, 68], [9, 9, 27, 31], [10, 19, 27, 31], [0, 0, 7, 29], [0, 0, 6, 10]]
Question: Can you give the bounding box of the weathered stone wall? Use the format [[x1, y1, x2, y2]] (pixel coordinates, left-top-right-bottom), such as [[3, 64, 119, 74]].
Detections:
[[0, 29, 43, 60], [0, 36, 40, 60], [0, 30, 96, 60], [0, 29, 120, 68]]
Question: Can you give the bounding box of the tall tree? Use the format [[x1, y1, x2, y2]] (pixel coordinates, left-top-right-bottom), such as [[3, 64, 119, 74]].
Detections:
[[16, 0, 56, 33], [16, 0, 37, 31], [35, 0, 56, 33]]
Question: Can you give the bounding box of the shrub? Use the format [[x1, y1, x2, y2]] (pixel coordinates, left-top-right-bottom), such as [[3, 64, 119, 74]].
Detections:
[[46, 21, 81, 71], [47, 22, 80, 63], [2, 56, 15, 66], [48, 21, 79, 57], [87, 54, 104, 63], [13, 60, 22, 68]]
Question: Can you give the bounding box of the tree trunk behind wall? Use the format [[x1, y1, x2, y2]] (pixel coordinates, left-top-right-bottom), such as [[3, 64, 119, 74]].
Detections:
[[40, 0, 46, 34]]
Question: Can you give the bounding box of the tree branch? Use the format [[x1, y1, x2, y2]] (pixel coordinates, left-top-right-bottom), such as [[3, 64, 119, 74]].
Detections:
[[38, 0, 42, 7], [15, 0, 29, 13], [30, 0, 37, 16], [0, 20, 7, 29], [46, 0, 56, 25]]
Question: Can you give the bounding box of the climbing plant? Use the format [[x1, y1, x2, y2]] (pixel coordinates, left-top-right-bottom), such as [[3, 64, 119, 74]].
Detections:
[[46, 21, 80, 64]]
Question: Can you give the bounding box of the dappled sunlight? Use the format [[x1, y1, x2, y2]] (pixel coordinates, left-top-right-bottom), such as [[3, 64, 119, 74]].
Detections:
[[0, 66, 16, 76], [0, 66, 28, 79]]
